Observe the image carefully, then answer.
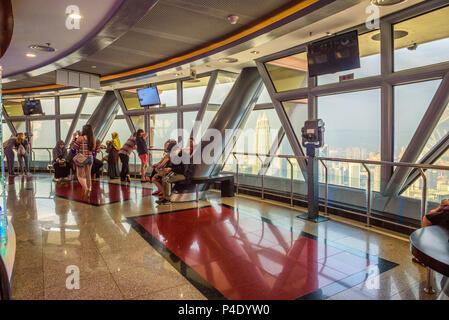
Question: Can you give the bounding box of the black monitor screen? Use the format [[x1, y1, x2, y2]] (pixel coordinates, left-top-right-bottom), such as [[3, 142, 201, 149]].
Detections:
[[22, 99, 43, 115], [307, 30, 360, 77], [137, 87, 161, 107]]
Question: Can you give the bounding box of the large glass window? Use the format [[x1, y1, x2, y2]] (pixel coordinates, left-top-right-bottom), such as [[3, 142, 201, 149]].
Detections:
[[60, 95, 81, 115], [40, 97, 55, 115], [182, 111, 198, 140], [31, 120, 56, 161], [150, 113, 177, 149], [394, 80, 441, 161], [183, 76, 210, 105], [120, 89, 141, 111], [394, 6, 449, 72], [157, 82, 177, 107], [265, 52, 308, 92], [256, 86, 272, 105], [419, 101, 449, 161], [13, 121, 26, 133], [403, 152, 449, 203], [209, 73, 238, 105], [1, 122, 13, 141], [318, 30, 380, 85], [3, 99, 24, 117], [318, 89, 381, 190], [281, 100, 308, 150], [131, 115, 145, 131], [82, 93, 104, 114]]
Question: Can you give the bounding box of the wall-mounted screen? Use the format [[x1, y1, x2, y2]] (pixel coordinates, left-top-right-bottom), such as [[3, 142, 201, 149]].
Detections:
[[137, 87, 161, 107], [307, 30, 361, 77]]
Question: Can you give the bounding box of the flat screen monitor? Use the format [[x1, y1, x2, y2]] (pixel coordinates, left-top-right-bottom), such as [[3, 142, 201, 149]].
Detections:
[[21, 99, 43, 115], [137, 87, 161, 107], [307, 30, 360, 77]]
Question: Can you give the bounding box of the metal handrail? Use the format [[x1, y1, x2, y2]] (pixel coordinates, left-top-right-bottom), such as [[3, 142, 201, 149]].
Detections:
[[227, 151, 449, 230]]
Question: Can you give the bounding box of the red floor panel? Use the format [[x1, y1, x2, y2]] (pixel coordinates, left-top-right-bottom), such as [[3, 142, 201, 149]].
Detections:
[[55, 181, 152, 205], [134, 205, 380, 300]]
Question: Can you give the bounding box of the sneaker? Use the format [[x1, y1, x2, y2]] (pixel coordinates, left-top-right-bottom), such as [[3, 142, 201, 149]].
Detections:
[[156, 199, 171, 205]]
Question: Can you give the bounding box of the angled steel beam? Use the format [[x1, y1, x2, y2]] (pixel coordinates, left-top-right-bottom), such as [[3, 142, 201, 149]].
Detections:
[[380, 19, 394, 194], [255, 60, 308, 180], [1, 109, 16, 136], [177, 79, 183, 143], [55, 96, 61, 142], [384, 72, 449, 196], [400, 131, 449, 195], [190, 71, 218, 140], [64, 93, 87, 145], [259, 128, 286, 174], [114, 89, 135, 133]]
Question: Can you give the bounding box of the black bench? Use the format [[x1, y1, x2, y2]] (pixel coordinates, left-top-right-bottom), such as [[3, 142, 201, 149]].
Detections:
[[175, 174, 235, 202], [410, 225, 449, 294]]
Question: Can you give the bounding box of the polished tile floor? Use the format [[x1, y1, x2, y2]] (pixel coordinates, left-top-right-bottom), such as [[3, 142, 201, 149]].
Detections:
[[6, 174, 448, 300]]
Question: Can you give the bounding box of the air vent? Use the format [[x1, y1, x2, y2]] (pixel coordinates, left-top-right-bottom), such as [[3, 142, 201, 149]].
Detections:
[[371, 0, 407, 6], [28, 43, 56, 52]]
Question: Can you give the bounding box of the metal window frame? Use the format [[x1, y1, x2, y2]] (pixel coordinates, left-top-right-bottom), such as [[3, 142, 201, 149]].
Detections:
[[253, 0, 449, 197]]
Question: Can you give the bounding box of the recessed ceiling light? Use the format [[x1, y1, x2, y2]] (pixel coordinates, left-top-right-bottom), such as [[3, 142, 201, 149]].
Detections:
[[29, 43, 56, 52], [371, 0, 407, 6], [371, 30, 408, 41], [68, 12, 82, 19], [227, 15, 239, 24], [219, 57, 238, 64], [91, 65, 97, 69], [26, 53, 36, 58], [250, 50, 260, 55]]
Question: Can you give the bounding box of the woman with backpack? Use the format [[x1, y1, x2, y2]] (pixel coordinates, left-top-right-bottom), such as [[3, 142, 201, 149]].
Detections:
[[15, 133, 29, 175], [70, 125, 95, 196]]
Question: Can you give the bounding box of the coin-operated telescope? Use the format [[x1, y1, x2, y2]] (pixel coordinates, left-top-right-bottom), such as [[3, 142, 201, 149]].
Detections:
[[299, 119, 327, 222]]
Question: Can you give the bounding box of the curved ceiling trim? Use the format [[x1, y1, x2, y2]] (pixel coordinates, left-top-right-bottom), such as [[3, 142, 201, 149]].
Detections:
[[3, 0, 326, 95], [2, 0, 159, 82]]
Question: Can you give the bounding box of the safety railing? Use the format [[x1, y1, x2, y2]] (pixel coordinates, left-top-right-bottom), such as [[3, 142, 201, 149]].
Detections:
[[225, 151, 449, 230]]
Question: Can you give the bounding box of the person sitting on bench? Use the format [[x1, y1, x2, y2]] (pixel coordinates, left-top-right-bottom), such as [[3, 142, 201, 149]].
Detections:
[[151, 139, 177, 196], [156, 143, 191, 205], [412, 198, 449, 266], [423, 199, 449, 228]]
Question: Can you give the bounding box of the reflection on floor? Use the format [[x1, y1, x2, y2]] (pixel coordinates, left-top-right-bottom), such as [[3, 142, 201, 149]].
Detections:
[[7, 174, 449, 300], [54, 180, 153, 205]]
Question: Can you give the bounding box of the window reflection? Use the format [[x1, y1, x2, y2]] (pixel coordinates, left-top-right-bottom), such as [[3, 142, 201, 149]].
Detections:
[[265, 52, 308, 92]]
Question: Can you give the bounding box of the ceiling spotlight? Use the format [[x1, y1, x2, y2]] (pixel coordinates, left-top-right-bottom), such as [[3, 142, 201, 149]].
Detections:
[[371, 0, 407, 6], [25, 53, 36, 58], [68, 12, 82, 19], [227, 14, 239, 25], [371, 30, 408, 41], [219, 57, 238, 64], [91, 65, 97, 69], [29, 43, 56, 52], [250, 50, 260, 55]]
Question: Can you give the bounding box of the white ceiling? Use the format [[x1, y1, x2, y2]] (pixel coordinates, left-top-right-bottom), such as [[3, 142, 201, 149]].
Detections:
[[106, 0, 426, 90], [0, 0, 123, 77]]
